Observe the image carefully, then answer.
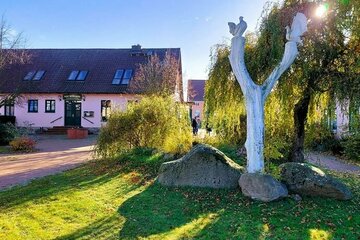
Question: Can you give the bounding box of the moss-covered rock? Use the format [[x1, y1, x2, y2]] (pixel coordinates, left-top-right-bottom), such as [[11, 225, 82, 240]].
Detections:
[[279, 162, 352, 200], [157, 144, 244, 188]]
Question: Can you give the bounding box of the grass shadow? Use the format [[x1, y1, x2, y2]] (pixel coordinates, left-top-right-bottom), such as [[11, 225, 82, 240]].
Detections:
[[117, 183, 230, 239], [117, 178, 359, 239], [55, 215, 123, 240]]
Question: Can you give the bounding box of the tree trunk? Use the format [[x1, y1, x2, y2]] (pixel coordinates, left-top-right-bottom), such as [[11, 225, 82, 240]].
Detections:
[[244, 88, 265, 172], [291, 91, 310, 162], [229, 36, 300, 173]]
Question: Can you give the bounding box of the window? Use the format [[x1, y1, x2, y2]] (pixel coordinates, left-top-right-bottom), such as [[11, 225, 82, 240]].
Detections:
[[45, 100, 55, 113], [4, 100, 14, 116], [112, 69, 132, 85], [112, 69, 124, 85], [24, 71, 36, 80], [28, 100, 38, 113], [33, 70, 45, 80], [101, 100, 111, 122], [24, 70, 45, 80], [68, 71, 79, 80], [68, 70, 88, 81], [77, 71, 88, 80], [121, 69, 133, 85]]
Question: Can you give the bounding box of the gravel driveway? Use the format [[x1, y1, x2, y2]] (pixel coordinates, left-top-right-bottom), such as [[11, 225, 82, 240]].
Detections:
[[0, 135, 96, 190]]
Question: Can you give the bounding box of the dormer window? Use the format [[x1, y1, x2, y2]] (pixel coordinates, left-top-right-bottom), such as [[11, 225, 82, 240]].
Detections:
[[24, 70, 45, 81], [68, 70, 88, 81], [112, 69, 133, 85]]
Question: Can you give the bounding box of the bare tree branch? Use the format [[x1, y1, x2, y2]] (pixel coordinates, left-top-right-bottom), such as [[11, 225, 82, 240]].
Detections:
[[0, 15, 29, 108], [132, 51, 181, 98]]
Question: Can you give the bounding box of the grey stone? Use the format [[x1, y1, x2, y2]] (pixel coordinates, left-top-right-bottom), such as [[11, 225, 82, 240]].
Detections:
[[239, 173, 288, 202], [157, 144, 244, 188], [279, 162, 352, 200]]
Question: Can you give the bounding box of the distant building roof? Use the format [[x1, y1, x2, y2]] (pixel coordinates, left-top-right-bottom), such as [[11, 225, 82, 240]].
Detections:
[[0, 47, 182, 96], [188, 79, 206, 101]]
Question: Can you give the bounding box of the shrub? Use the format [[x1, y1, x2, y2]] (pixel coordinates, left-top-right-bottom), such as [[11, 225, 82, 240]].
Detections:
[[264, 135, 291, 161], [341, 132, 360, 162], [9, 137, 36, 152], [304, 124, 342, 153], [0, 123, 20, 145], [96, 96, 192, 158]]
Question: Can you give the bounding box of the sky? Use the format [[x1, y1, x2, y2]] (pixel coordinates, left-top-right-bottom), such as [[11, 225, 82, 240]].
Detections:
[[1, 0, 270, 81]]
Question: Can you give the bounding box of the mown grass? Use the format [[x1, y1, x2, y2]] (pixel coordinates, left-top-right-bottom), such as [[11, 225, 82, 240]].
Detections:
[[0, 148, 359, 240], [0, 146, 10, 154]]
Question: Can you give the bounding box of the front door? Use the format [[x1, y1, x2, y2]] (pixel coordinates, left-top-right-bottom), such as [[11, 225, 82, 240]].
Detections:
[[65, 101, 81, 126]]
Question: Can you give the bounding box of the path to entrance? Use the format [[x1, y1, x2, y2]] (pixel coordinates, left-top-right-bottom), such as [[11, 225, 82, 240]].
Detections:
[[306, 151, 360, 175], [0, 135, 96, 190]]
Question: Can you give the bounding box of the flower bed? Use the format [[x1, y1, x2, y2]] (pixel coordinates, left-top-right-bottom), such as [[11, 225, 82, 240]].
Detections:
[[9, 137, 36, 152]]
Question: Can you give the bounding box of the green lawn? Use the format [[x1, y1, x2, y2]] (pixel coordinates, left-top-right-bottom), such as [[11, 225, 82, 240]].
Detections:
[[0, 149, 359, 240], [0, 146, 10, 154]]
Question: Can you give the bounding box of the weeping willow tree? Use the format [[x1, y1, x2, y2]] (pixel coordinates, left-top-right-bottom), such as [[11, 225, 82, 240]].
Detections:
[[205, 0, 360, 164], [205, 44, 245, 144], [283, 0, 360, 161]]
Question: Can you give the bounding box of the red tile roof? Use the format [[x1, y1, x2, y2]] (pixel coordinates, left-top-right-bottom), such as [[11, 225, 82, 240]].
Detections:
[[0, 48, 181, 95], [188, 79, 206, 101]]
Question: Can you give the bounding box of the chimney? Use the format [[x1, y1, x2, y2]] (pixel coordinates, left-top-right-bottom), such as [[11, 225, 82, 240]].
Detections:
[[130, 44, 144, 56], [131, 44, 142, 51]]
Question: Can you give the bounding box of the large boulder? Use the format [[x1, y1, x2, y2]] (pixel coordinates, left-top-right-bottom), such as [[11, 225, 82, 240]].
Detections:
[[157, 144, 244, 188], [239, 173, 288, 202], [279, 162, 352, 200]]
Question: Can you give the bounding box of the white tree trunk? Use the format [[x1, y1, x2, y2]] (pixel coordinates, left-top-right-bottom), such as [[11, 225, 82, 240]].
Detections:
[[244, 87, 265, 173], [227, 13, 307, 173], [229, 36, 300, 173]]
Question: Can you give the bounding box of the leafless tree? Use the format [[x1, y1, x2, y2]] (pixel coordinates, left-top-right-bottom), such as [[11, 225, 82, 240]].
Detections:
[[0, 15, 29, 107], [132, 52, 182, 99]]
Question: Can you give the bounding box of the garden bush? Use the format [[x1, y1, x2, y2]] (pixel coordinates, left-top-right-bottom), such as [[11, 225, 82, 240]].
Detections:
[[9, 136, 36, 152], [305, 124, 342, 153], [0, 123, 19, 145], [96, 96, 192, 158]]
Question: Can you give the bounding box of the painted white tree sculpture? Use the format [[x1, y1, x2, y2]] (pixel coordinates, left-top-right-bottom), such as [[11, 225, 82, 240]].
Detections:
[[228, 13, 307, 173]]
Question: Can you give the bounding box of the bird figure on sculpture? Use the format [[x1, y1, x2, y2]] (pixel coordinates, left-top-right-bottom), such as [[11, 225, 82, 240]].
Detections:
[[285, 13, 307, 45], [228, 16, 247, 37]]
